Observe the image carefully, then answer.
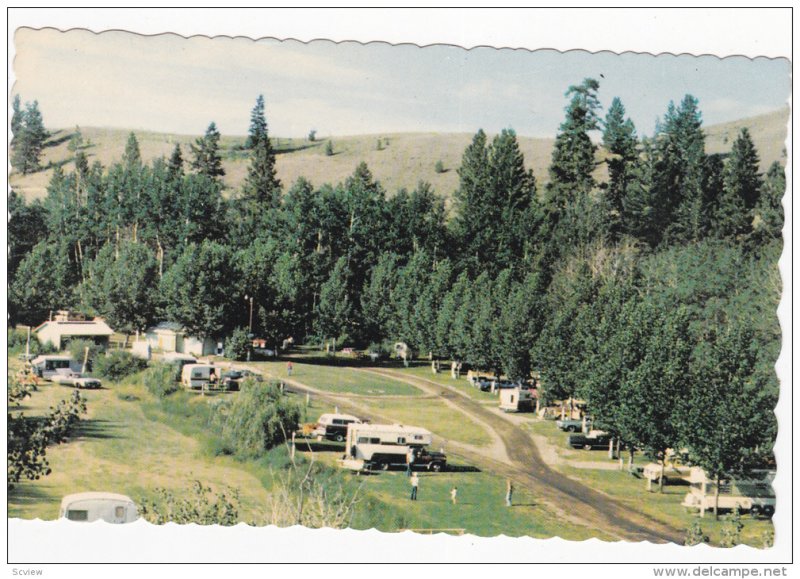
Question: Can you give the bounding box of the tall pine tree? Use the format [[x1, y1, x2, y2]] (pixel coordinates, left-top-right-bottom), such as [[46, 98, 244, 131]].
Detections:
[[190, 122, 226, 180]]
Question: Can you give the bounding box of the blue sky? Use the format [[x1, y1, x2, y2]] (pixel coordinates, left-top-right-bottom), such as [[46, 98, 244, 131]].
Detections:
[[13, 28, 790, 138]]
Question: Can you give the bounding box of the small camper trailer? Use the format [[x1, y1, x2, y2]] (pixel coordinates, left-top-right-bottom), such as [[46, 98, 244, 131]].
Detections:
[[344, 423, 433, 471], [681, 467, 775, 517], [499, 387, 533, 412], [30, 355, 82, 381], [59, 492, 139, 523], [181, 363, 225, 390]]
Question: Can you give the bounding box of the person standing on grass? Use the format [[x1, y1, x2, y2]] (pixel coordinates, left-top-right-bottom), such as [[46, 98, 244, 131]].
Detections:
[[410, 472, 419, 501], [450, 486, 458, 505], [287, 361, 293, 376], [505, 479, 513, 507]]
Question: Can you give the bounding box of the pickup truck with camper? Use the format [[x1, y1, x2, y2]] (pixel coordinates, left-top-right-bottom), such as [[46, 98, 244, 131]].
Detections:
[[343, 423, 440, 471]]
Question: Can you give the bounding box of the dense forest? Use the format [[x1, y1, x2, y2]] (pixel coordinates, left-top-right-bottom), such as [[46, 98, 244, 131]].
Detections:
[[8, 79, 784, 481]]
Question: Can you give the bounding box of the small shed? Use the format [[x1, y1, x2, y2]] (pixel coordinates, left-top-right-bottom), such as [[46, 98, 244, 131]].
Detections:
[[34, 313, 114, 351], [145, 322, 218, 357]]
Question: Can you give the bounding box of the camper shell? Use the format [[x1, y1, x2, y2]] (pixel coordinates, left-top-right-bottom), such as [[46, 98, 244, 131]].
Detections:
[[59, 492, 139, 523], [313, 413, 363, 442], [30, 355, 82, 380], [344, 423, 434, 471], [681, 467, 775, 517], [181, 363, 225, 390]]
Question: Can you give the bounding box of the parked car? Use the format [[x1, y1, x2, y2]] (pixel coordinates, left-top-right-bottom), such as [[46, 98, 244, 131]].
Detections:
[[221, 369, 263, 391], [55, 376, 102, 389], [568, 431, 613, 450], [556, 418, 592, 432]]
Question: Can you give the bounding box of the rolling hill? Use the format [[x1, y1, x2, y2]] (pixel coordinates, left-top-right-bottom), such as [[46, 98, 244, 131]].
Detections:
[[9, 107, 789, 203]]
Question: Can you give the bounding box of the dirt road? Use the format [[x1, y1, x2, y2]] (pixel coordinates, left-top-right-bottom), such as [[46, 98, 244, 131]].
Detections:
[[261, 365, 683, 544]]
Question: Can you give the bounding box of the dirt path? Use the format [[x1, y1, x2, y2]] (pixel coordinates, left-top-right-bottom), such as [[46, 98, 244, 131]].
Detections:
[[368, 369, 684, 544], [255, 365, 682, 543]]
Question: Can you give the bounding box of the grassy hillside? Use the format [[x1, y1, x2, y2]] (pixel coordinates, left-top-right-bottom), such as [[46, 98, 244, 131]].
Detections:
[[10, 107, 788, 202]]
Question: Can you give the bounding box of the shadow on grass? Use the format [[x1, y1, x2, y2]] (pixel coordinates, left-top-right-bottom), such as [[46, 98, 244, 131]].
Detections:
[[73, 418, 123, 440], [445, 464, 482, 473], [45, 131, 75, 148], [275, 142, 320, 155], [294, 440, 344, 453], [8, 483, 54, 508]]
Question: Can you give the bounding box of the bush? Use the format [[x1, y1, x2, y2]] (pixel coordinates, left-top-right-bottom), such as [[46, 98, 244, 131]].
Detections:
[[210, 380, 301, 458], [8, 329, 43, 355], [143, 363, 180, 398], [308, 129, 317, 142], [325, 140, 334, 156], [225, 327, 251, 361], [139, 481, 240, 525], [434, 160, 445, 173], [67, 339, 103, 369], [94, 350, 147, 381]]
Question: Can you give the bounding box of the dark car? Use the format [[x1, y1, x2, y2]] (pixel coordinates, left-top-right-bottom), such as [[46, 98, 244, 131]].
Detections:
[[568, 432, 613, 450], [221, 369, 263, 391], [412, 448, 447, 472]]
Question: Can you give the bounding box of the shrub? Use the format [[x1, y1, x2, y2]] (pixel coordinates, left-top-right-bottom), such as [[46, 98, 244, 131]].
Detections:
[[210, 380, 301, 458], [143, 363, 180, 398], [434, 160, 445, 173], [139, 481, 240, 525], [8, 329, 43, 355], [225, 327, 251, 361], [67, 339, 103, 369], [94, 350, 147, 381], [308, 129, 317, 142], [325, 140, 334, 156]]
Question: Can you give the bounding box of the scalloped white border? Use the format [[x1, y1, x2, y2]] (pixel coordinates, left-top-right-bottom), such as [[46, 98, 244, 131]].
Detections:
[[5, 7, 793, 575]]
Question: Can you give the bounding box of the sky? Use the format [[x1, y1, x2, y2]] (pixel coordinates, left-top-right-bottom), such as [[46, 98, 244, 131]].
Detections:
[[12, 27, 791, 139]]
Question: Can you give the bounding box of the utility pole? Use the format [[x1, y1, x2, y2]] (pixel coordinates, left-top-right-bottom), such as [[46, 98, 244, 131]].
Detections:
[[245, 295, 254, 362]]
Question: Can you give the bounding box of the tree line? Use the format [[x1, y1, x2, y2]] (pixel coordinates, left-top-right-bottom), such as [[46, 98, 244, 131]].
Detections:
[[9, 82, 783, 481]]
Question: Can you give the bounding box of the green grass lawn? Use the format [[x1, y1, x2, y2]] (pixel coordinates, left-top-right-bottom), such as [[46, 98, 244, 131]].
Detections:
[[397, 364, 501, 404], [250, 360, 423, 397], [364, 397, 491, 447]]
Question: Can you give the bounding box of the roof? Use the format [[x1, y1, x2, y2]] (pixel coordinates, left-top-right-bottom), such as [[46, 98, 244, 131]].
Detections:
[[31, 355, 74, 365], [35, 319, 114, 337], [349, 423, 431, 436], [147, 321, 185, 333], [60, 492, 136, 507]]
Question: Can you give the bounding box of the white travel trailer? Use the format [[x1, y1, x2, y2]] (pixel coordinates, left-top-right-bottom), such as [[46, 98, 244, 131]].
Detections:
[[344, 423, 433, 470], [30, 355, 82, 380], [181, 363, 224, 390], [681, 467, 775, 517], [499, 387, 533, 412], [59, 492, 139, 523]]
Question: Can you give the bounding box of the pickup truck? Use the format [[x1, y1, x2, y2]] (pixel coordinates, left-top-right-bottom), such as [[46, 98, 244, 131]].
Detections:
[[568, 431, 612, 450], [413, 449, 447, 472]]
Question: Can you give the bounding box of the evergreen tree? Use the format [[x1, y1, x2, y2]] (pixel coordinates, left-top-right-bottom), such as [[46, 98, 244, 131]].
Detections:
[[316, 256, 355, 342], [122, 132, 142, 170], [652, 95, 707, 243], [713, 128, 762, 239], [190, 122, 226, 180], [602, 97, 639, 237], [11, 95, 23, 144], [752, 162, 785, 243], [548, 78, 601, 198], [12, 100, 48, 174], [167, 144, 185, 183], [246, 94, 268, 149]]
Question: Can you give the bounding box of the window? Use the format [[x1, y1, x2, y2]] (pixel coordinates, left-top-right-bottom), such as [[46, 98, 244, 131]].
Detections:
[[333, 419, 344, 425], [67, 510, 89, 521], [397, 437, 406, 444], [357, 437, 369, 444], [115, 506, 125, 519], [370, 438, 381, 444], [414, 435, 424, 440]]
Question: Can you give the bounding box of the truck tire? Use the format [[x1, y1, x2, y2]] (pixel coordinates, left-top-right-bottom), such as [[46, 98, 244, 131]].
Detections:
[[763, 505, 775, 518], [335, 433, 344, 443], [583, 444, 593, 450], [750, 505, 762, 517], [567, 425, 578, 433], [379, 461, 390, 471], [429, 462, 443, 472]]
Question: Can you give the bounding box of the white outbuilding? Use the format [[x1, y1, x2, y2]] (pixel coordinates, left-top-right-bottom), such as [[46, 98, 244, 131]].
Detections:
[[144, 322, 219, 357], [34, 311, 114, 350]]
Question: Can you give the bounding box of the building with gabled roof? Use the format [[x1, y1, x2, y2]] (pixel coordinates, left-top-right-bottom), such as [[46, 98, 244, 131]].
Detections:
[[34, 311, 114, 350]]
